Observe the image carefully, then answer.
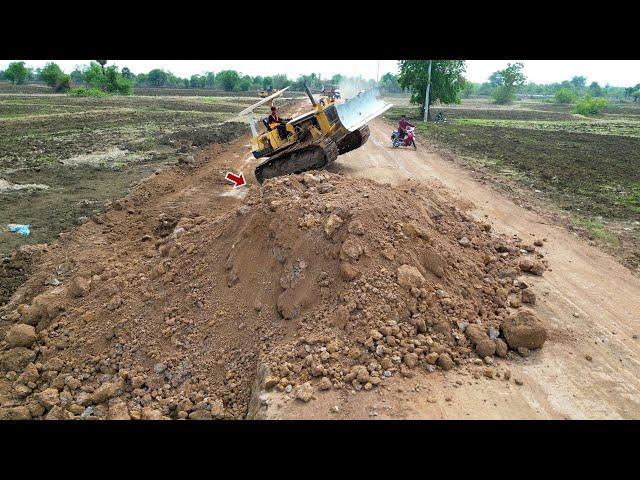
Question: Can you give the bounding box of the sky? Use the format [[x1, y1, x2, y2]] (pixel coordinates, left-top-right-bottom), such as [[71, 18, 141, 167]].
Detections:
[[1, 60, 638, 86]]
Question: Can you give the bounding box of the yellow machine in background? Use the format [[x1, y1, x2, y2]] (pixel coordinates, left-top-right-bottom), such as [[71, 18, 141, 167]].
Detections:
[[258, 86, 275, 98], [237, 84, 392, 183]]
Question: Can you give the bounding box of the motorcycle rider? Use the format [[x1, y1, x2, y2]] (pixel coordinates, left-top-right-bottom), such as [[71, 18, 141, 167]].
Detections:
[[398, 115, 415, 142]]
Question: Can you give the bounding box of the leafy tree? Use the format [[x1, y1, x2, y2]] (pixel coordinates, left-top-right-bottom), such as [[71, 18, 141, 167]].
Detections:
[[70, 68, 84, 85], [588, 81, 603, 97], [252, 75, 263, 88], [39, 62, 64, 87], [477, 82, 493, 96], [205, 72, 216, 88], [54, 74, 71, 92], [398, 60, 467, 112], [97, 60, 107, 74], [379, 72, 401, 93], [216, 70, 240, 91], [461, 79, 476, 98], [83, 62, 105, 87], [237, 75, 252, 91], [292, 73, 324, 91], [104, 65, 132, 94], [0, 69, 4, 80], [554, 88, 575, 104], [570, 75, 586, 91], [331, 73, 343, 85], [81, 61, 132, 94], [147, 69, 168, 87], [121, 67, 133, 80], [39, 62, 70, 92], [190, 74, 205, 88], [5, 61, 29, 85], [272, 74, 290, 90], [488, 71, 502, 88], [632, 89, 640, 103], [490, 62, 526, 104], [164, 71, 186, 88]]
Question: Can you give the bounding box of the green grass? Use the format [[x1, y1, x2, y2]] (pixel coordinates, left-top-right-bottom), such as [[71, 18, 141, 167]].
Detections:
[[573, 218, 618, 244], [68, 87, 109, 97]]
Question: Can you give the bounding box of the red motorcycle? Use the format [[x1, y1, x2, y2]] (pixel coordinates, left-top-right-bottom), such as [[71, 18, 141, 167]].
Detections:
[[391, 126, 417, 150]]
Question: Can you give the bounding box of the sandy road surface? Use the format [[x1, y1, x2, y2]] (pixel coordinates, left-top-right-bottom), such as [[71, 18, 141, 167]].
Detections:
[[245, 116, 640, 420]]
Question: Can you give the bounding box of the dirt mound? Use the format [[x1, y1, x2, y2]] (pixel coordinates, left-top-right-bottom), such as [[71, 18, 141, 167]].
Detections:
[[0, 171, 548, 420]]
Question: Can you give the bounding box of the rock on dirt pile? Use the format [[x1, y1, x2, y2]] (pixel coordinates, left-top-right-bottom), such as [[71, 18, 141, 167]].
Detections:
[[0, 172, 548, 420]]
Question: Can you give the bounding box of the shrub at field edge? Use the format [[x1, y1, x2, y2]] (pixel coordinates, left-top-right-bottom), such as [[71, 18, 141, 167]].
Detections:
[[574, 95, 608, 115]]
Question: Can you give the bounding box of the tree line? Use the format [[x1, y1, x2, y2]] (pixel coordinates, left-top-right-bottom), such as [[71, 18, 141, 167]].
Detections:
[[2, 60, 637, 106], [0, 61, 403, 95], [464, 70, 639, 102], [397, 60, 639, 118]]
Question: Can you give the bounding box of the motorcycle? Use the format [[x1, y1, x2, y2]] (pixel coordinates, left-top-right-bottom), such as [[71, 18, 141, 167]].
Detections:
[[434, 111, 447, 123], [391, 126, 417, 150]]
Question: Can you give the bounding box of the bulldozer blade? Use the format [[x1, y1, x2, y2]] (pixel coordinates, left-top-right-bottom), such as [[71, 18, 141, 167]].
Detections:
[[335, 88, 393, 132]]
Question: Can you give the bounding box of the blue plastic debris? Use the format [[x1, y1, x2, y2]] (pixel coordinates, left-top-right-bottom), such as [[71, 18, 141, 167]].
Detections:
[[8, 224, 30, 236]]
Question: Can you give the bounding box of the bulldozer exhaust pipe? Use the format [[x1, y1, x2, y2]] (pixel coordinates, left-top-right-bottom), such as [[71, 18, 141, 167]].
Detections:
[[304, 82, 317, 107]]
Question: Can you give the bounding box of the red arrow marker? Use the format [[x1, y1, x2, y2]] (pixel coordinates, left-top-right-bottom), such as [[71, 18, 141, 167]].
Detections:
[[225, 171, 246, 188]]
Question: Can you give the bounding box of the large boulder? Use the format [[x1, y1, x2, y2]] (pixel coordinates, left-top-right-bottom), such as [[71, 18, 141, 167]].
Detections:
[[465, 324, 487, 345], [68, 276, 91, 298], [5, 324, 37, 348], [0, 347, 36, 372], [501, 309, 547, 350]]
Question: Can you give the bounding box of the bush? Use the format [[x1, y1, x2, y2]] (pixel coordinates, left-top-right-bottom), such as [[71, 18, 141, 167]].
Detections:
[[68, 87, 109, 97], [54, 74, 71, 92], [492, 85, 513, 104], [554, 88, 575, 104], [573, 95, 607, 115], [104, 66, 133, 94], [82, 61, 132, 95]]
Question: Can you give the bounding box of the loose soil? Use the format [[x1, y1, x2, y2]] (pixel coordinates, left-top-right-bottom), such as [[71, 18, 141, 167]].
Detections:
[[0, 138, 549, 419]]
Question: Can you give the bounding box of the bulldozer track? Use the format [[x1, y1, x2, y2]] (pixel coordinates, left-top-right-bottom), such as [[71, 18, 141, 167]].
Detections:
[[254, 136, 338, 184], [336, 125, 370, 156]]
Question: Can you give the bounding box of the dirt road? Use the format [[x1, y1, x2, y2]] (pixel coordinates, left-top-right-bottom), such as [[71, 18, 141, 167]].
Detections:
[[254, 116, 640, 419]]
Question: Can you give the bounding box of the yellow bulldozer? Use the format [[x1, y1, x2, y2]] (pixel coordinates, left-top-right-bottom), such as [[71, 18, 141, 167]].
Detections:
[[258, 86, 275, 98], [238, 83, 392, 183]]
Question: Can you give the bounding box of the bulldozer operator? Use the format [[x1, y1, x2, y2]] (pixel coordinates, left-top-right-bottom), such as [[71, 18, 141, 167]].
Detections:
[[268, 105, 291, 140]]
